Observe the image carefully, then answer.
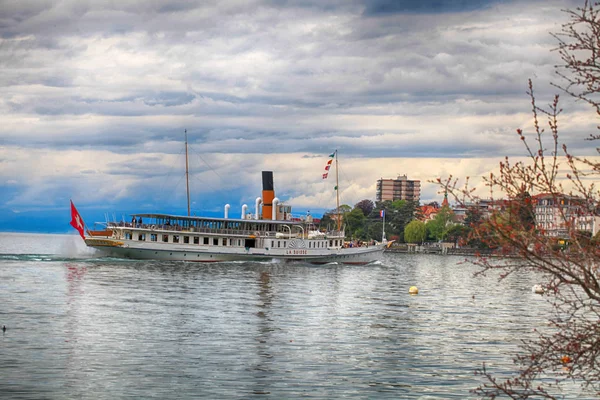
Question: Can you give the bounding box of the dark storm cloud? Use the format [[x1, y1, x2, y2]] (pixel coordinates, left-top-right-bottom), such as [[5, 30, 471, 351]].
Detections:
[[0, 0, 595, 216], [363, 0, 507, 15]]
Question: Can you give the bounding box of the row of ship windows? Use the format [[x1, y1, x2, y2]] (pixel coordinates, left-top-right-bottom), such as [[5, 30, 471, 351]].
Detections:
[[126, 233, 251, 246], [123, 232, 337, 248]]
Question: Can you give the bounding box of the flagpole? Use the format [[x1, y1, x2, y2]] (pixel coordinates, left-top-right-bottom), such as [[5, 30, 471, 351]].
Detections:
[[185, 129, 191, 217], [335, 150, 340, 232], [382, 210, 386, 243]]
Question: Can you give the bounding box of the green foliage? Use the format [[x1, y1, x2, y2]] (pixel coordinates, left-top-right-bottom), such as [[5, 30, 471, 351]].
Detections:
[[318, 212, 334, 231], [425, 206, 455, 241], [353, 228, 367, 241], [373, 199, 417, 242], [510, 191, 536, 231], [464, 207, 483, 227], [344, 208, 366, 239], [367, 221, 384, 242], [445, 224, 470, 244], [354, 199, 375, 216], [404, 220, 426, 243]]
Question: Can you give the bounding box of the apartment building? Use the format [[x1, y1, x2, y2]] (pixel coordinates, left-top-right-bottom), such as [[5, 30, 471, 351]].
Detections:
[[533, 193, 598, 238], [376, 175, 421, 203]]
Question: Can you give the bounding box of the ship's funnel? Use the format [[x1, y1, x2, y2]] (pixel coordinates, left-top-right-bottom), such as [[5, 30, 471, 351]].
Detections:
[[262, 171, 275, 220]]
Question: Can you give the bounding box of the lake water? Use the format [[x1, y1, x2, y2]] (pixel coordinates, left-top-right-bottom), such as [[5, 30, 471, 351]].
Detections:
[[0, 232, 570, 399]]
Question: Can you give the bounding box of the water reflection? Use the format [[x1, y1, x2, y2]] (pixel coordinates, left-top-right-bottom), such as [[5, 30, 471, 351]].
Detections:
[[0, 251, 577, 399], [251, 270, 275, 395]]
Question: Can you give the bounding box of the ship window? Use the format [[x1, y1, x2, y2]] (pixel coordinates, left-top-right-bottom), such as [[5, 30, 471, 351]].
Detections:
[[150, 234, 157, 242], [213, 238, 218, 246], [139, 233, 146, 241], [125, 232, 132, 240], [222, 238, 227, 246], [173, 235, 179, 243], [193, 236, 199, 244], [162, 235, 169, 242], [184, 236, 190, 244], [329, 240, 332, 247], [278, 241, 281, 248], [204, 237, 209, 245]]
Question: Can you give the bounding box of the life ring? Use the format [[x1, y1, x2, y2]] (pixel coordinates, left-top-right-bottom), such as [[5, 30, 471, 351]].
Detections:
[[150, 225, 156, 230]]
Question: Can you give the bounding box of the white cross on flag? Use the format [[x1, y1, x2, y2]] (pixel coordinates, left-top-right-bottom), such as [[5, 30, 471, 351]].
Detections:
[[70, 200, 86, 240]]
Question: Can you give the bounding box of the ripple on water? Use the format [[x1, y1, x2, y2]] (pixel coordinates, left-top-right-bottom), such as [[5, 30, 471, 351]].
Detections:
[[0, 242, 583, 399]]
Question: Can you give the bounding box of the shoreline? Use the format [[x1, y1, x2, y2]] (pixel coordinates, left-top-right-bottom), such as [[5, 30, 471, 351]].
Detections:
[[385, 244, 503, 257]]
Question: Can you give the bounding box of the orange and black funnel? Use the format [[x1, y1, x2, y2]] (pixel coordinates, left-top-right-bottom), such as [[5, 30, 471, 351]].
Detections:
[[262, 171, 274, 220]]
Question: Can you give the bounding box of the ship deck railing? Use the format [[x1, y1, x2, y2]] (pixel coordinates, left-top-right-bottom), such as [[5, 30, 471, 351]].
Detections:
[[106, 222, 342, 239]]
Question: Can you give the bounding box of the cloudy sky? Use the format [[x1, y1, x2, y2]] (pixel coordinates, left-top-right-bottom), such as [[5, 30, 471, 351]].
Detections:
[[0, 0, 593, 232]]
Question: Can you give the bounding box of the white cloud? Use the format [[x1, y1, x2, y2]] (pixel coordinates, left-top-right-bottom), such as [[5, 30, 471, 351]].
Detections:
[[0, 0, 594, 222]]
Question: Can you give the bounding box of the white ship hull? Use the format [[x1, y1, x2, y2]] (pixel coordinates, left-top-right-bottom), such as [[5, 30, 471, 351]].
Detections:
[[87, 238, 385, 265]]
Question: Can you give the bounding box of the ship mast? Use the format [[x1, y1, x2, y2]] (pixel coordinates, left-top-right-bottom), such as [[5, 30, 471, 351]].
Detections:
[[335, 150, 340, 232], [185, 129, 191, 216]]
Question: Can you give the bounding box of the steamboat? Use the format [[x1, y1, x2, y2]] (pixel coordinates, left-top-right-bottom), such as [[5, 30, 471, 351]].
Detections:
[[73, 135, 389, 264]]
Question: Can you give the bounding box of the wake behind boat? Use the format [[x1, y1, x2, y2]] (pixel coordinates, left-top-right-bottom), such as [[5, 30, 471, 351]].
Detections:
[[70, 141, 390, 265]]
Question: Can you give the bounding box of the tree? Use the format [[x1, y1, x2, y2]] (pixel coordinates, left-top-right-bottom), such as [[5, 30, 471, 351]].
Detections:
[[344, 208, 366, 239], [440, 3, 600, 397], [404, 220, 426, 243], [318, 211, 335, 231], [445, 224, 470, 245], [375, 199, 418, 241], [354, 199, 375, 217], [510, 190, 536, 232], [425, 205, 455, 241], [367, 220, 384, 242], [464, 207, 483, 227]]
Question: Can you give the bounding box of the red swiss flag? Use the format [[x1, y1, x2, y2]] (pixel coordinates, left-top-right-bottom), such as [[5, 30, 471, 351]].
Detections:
[[70, 200, 86, 240]]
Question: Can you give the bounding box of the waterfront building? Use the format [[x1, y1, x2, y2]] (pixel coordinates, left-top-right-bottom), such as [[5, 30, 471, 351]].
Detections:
[[575, 215, 600, 236], [418, 203, 439, 221], [376, 175, 420, 203], [532, 193, 598, 238]]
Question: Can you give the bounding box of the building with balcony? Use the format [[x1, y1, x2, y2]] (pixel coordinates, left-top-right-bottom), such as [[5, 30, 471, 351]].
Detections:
[[532, 193, 597, 238], [376, 175, 420, 203]]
